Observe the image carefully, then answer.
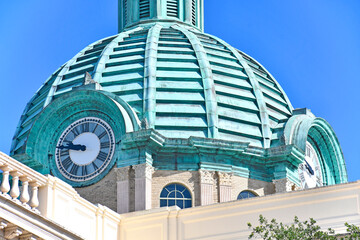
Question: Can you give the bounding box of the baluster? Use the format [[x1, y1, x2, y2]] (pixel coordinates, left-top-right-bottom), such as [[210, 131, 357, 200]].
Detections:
[[20, 178, 30, 204], [10, 171, 21, 199], [0, 166, 11, 195], [29, 182, 39, 209]]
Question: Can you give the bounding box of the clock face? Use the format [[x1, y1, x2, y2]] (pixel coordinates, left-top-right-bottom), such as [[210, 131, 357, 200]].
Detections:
[[298, 142, 323, 189], [55, 117, 115, 182]]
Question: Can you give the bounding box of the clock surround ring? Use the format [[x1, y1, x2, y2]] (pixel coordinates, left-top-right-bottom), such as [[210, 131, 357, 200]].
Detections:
[[19, 90, 140, 187], [55, 117, 115, 182]]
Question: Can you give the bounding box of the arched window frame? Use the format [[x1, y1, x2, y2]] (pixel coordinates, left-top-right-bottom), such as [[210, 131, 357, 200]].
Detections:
[[160, 183, 192, 209], [237, 190, 258, 200]]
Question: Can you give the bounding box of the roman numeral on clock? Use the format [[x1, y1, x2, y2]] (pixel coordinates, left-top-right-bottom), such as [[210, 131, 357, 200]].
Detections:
[[60, 149, 69, 157], [62, 157, 72, 170], [72, 127, 80, 137], [92, 124, 98, 133], [81, 122, 90, 132], [97, 151, 108, 162], [98, 131, 107, 139], [300, 173, 305, 182], [100, 141, 110, 149], [70, 164, 79, 175], [92, 161, 99, 171], [81, 165, 88, 176], [316, 176, 322, 184]]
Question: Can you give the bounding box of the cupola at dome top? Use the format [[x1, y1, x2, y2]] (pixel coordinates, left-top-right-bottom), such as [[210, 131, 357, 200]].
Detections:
[[118, 0, 204, 32]]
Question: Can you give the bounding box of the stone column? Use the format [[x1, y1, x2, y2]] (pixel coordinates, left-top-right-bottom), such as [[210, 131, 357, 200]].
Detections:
[[218, 172, 233, 203], [115, 166, 131, 214], [133, 163, 154, 211], [199, 170, 215, 206]]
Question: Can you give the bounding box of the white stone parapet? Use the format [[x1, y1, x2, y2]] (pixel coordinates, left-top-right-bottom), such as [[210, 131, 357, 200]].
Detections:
[[0, 152, 121, 239]]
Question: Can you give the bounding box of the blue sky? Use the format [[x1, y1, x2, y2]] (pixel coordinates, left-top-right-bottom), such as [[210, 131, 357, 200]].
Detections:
[[0, 0, 359, 181]]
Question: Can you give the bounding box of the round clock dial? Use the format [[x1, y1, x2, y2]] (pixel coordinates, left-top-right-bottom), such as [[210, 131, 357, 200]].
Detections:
[[298, 142, 323, 189], [55, 117, 115, 182]]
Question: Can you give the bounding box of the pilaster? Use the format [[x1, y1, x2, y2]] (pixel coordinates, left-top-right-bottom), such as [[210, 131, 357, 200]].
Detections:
[[115, 166, 131, 214], [133, 163, 154, 211], [184, 0, 192, 24], [217, 172, 233, 203], [199, 170, 215, 206], [273, 178, 299, 193]]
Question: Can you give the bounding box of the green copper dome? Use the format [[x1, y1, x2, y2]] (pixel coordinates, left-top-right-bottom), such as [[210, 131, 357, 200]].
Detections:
[[10, 0, 347, 191], [11, 21, 293, 156]]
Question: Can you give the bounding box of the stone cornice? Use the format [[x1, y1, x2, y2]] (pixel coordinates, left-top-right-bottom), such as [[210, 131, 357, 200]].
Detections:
[[119, 129, 305, 182], [121, 129, 303, 164], [121, 129, 165, 150]]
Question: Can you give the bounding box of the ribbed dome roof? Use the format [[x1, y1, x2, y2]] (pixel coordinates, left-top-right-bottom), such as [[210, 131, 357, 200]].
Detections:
[[11, 22, 293, 155]]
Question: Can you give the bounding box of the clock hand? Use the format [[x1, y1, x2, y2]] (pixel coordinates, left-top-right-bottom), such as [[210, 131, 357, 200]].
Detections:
[[304, 159, 314, 175], [69, 142, 87, 151], [56, 145, 70, 150], [57, 142, 86, 151]]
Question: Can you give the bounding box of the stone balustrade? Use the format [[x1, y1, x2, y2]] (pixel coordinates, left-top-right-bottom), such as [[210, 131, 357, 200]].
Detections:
[[0, 152, 47, 212], [0, 151, 121, 240]]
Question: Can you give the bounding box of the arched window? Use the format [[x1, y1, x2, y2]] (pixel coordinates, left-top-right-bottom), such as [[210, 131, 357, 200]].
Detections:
[[160, 183, 192, 209], [237, 190, 258, 200]]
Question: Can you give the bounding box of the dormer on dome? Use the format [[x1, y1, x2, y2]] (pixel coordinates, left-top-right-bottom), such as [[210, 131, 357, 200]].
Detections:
[[118, 0, 204, 32]]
